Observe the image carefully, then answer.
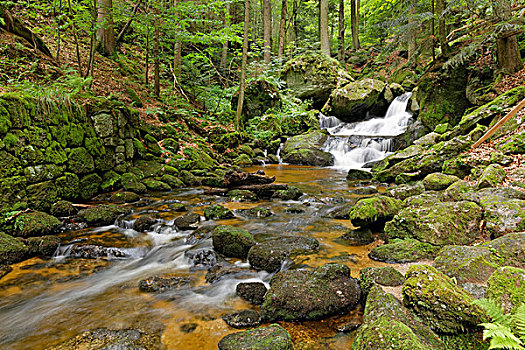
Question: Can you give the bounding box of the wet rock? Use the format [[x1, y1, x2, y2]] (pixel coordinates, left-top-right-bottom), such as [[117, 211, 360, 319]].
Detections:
[[179, 170, 201, 186], [359, 266, 405, 297], [402, 265, 486, 334], [337, 321, 361, 333], [26, 236, 61, 256], [185, 224, 216, 245], [212, 225, 256, 259], [328, 200, 357, 219], [109, 191, 140, 204], [227, 189, 258, 202], [69, 245, 132, 259], [339, 228, 374, 246], [223, 170, 275, 188], [134, 215, 158, 232], [353, 285, 444, 350], [218, 323, 293, 350], [347, 169, 373, 181], [143, 179, 171, 191], [138, 274, 191, 293], [174, 213, 201, 230], [47, 328, 163, 350], [477, 191, 525, 238], [349, 195, 403, 229], [204, 204, 235, 220], [348, 186, 378, 196], [369, 239, 441, 263], [434, 245, 499, 285], [280, 131, 334, 167], [476, 164, 506, 189], [483, 233, 525, 268], [51, 200, 78, 217], [205, 264, 248, 284], [4, 211, 61, 238], [222, 310, 261, 329], [271, 186, 303, 200], [486, 266, 525, 313], [248, 236, 320, 272], [0, 264, 12, 278], [285, 205, 305, 214], [236, 282, 268, 305], [161, 174, 184, 188], [185, 248, 218, 269], [121, 172, 147, 194], [180, 323, 198, 333], [77, 204, 131, 226], [423, 173, 460, 191], [236, 207, 273, 218], [168, 202, 187, 212], [232, 184, 288, 199], [403, 193, 442, 208], [261, 263, 361, 321], [0, 232, 29, 264], [384, 201, 483, 246]]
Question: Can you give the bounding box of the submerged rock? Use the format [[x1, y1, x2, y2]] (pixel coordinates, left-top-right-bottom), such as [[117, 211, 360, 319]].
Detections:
[[227, 189, 258, 202], [261, 263, 361, 321], [272, 186, 303, 200], [184, 248, 218, 269], [212, 225, 256, 259], [236, 207, 273, 218], [236, 282, 268, 305], [138, 274, 191, 293], [134, 215, 158, 232], [174, 213, 201, 230], [339, 228, 374, 246], [222, 310, 261, 329], [218, 323, 293, 350], [205, 264, 249, 284]]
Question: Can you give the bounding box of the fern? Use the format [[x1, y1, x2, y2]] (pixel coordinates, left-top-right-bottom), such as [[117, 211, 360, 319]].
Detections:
[[473, 299, 525, 350]]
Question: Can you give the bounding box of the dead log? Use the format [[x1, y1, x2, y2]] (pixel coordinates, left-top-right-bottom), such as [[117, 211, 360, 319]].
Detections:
[[223, 170, 275, 188]]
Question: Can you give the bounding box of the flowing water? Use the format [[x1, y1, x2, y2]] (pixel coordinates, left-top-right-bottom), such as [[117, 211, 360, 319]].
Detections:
[[0, 166, 391, 350], [320, 93, 413, 170]]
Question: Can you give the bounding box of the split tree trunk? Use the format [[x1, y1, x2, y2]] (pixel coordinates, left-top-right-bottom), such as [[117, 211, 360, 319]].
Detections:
[[277, 0, 288, 58], [337, 0, 345, 62], [262, 0, 272, 64], [319, 0, 330, 55], [96, 0, 116, 56], [351, 0, 360, 50]]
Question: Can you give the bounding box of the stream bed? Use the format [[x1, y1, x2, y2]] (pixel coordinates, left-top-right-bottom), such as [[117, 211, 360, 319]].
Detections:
[[0, 165, 391, 350]]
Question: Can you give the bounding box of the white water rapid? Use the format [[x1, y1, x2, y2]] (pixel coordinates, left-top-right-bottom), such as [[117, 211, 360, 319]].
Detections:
[[320, 92, 413, 170]]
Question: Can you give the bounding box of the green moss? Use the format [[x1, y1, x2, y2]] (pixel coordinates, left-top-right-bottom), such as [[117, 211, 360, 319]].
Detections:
[[121, 172, 147, 194], [475, 164, 506, 189], [56, 173, 80, 200], [133, 138, 147, 159], [44, 141, 67, 165], [180, 147, 217, 170], [67, 148, 95, 174], [353, 317, 428, 350], [9, 211, 61, 238], [486, 266, 525, 313], [349, 195, 402, 228], [218, 324, 293, 350], [359, 266, 405, 296], [0, 104, 12, 134], [369, 239, 440, 263], [77, 204, 131, 226], [212, 225, 256, 259], [498, 131, 525, 155], [233, 154, 253, 166], [79, 173, 102, 200], [227, 189, 258, 202], [27, 181, 59, 211], [3, 132, 18, 148], [423, 172, 460, 191], [0, 232, 29, 265], [204, 204, 234, 220], [142, 178, 171, 191]]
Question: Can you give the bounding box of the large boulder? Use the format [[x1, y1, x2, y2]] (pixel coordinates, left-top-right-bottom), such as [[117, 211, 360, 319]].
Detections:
[[248, 236, 319, 272], [282, 53, 351, 107], [212, 225, 256, 259], [349, 195, 403, 229], [3, 211, 61, 238], [483, 232, 525, 268], [486, 266, 525, 313], [402, 265, 486, 334], [423, 173, 460, 191], [384, 201, 483, 246], [280, 131, 334, 167], [0, 232, 29, 264], [203, 204, 235, 220], [475, 164, 506, 189], [77, 204, 131, 226], [231, 79, 282, 120], [328, 78, 387, 122], [359, 266, 405, 297], [477, 190, 525, 238], [218, 324, 293, 350], [261, 264, 361, 321], [369, 239, 441, 263]]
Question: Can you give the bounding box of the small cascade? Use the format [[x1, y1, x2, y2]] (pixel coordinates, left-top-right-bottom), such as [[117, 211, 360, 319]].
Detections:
[[276, 143, 284, 164], [321, 92, 413, 170]]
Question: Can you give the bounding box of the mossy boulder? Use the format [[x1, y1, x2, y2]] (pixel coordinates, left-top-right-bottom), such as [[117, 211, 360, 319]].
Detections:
[[174, 213, 201, 230], [212, 225, 256, 259], [237, 206, 273, 218], [79, 173, 102, 200], [26, 235, 61, 256], [423, 173, 460, 191], [160, 174, 183, 188], [227, 189, 258, 202], [498, 130, 525, 154], [51, 200, 77, 217], [4, 211, 61, 238], [328, 78, 387, 122], [483, 233, 525, 268], [204, 204, 235, 220], [109, 191, 140, 204], [231, 79, 282, 120], [142, 178, 171, 191], [248, 236, 319, 272], [280, 131, 334, 167], [178, 170, 200, 186], [359, 266, 405, 296], [77, 204, 131, 226], [385, 182, 425, 200], [222, 310, 261, 329], [121, 172, 147, 194], [67, 147, 95, 174], [218, 324, 293, 350], [236, 282, 268, 305], [261, 264, 361, 321], [369, 238, 440, 263], [349, 195, 403, 229], [282, 53, 351, 107], [402, 265, 486, 334], [27, 181, 59, 211], [271, 186, 303, 200], [55, 173, 80, 200], [477, 190, 525, 238], [486, 266, 525, 313], [181, 147, 217, 170], [133, 215, 158, 232], [476, 164, 506, 189], [347, 169, 373, 181], [384, 201, 483, 246], [0, 232, 29, 264], [233, 154, 253, 167]]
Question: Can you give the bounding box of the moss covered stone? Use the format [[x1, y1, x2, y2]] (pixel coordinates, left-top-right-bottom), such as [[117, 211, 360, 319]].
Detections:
[[402, 265, 486, 334], [55, 173, 80, 200], [77, 204, 131, 226], [8, 211, 61, 238], [204, 204, 235, 220], [369, 238, 440, 263], [109, 191, 140, 204], [233, 154, 253, 167], [181, 147, 217, 170], [0, 232, 29, 264], [100, 170, 121, 192], [142, 178, 171, 191], [26, 235, 61, 256], [227, 189, 258, 202], [79, 173, 102, 200], [121, 172, 147, 194], [212, 225, 256, 259], [218, 324, 293, 350], [27, 181, 59, 211], [349, 195, 403, 229], [498, 130, 525, 154], [67, 147, 95, 174], [423, 172, 460, 191], [261, 264, 361, 321], [434, 245, 499, 284], [476, 164, 506, 189], [486, 266, 525, 313], [272, 186, 303, 200], [160, 174, 183, 188], [359, 266, 405, 296], [384, 201, 482, 246], [483, 233, 525, 268], [385, 182, 425, 200], [51, 200, 77, 217], [237, 206, 273, 218], [280, 131, 334, 166]]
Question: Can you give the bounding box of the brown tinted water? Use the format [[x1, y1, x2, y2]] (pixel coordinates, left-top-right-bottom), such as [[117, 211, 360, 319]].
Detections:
[[0, 165, 390, 350]]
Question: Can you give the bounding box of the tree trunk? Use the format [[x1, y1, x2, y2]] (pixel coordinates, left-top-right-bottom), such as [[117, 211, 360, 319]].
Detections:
[[236, 0, 250, 131], [153, 10, 160, 97], [289, 0, 298, 54], [319, 0, 330, 55], [351, 0, 360, 50], [337, 0, 345, 62], [435, 0, 448, 57], [173, 0, 182, 83], [431, 0, 435, 62], [495, 1, 522, 73], [85, 0, 97, 78], [277, 0, 288, 58], [96, 0, 116, 56], [221, 2, 231, 71], [407, 0, 417, 58], [262, 0, 272, 64], [145, 24, 150, 85]]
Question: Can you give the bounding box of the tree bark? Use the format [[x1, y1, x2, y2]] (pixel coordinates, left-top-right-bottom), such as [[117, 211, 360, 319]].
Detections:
[[116, 0, 142, 44], [173, 0, 182, 83], [262, 0, 272, 64], [221, 2, 231, 71], [407, 0, 417, 58], [96, 0, 116, 56], [278, 0, 288, 58], [351, 0, 360, 50], [289, 0, 298, 54], [435, 0, 448, 57], [153, 9, 160, 97], [494, 0, 522, 73], [236, 0, 250, 131], [337, 0, 345, 62], [319, 0, 330, 55]]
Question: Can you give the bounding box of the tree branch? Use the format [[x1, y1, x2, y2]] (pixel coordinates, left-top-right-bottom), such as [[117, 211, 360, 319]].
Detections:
[[115, 0, 142, 45]]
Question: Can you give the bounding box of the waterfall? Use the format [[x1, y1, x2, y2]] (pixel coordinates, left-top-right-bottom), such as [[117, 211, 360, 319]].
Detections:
[[321, 92, 412, 170]]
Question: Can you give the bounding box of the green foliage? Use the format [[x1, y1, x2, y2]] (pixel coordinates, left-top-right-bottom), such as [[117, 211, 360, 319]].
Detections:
[[473, 298, 525, 350]]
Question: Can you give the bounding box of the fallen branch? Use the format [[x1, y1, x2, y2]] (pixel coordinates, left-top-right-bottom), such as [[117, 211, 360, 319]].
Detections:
[[3, 208, 32, 222], [472, 98, 525, 148]]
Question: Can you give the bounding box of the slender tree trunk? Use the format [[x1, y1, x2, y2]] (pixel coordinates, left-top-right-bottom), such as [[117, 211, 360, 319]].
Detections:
[[145, 24, 150, 85], [56, 0, 62, 62], [407, 0, 417, 58], [337, 0, 345, 62], [153, 9, 160, 97], [236, 0, 250, 131], [85, 0, 97, 78], [278, 0, 288, 58], [262, 0, 272, 64], [351, 0, 360, 50], [221, 2, 230, 72], [436, 0, 448, 57], [495, 1, 522, 73], [289, 0, 298, 54], [319, 0, 329, 55], [96, 0, 116, 56], [116, 0, 142, 44], [431, 0, 435, 62], [173, 0, 182, 83], [67, 0, 82, 73]]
